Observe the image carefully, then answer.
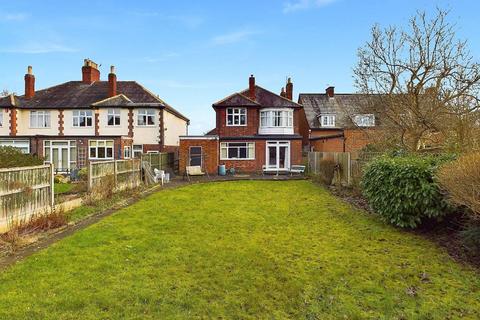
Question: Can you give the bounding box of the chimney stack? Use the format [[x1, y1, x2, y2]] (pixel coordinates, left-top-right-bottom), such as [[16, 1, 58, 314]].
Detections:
[[108, 65, 117, 97], [280, 87, 286, 98], [286, 78, 293, 100], [82, 59, 100, 84], [249, 74, 255, 100], [24, 66, 35, 99], [326, 86, 335, 98]]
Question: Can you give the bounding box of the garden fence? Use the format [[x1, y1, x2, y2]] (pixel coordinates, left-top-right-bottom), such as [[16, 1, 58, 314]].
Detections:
[[0, 164, 54, 232], [88, 159, 141, 192], [307, 152, 352, 185], [141, 152, 175, 172]]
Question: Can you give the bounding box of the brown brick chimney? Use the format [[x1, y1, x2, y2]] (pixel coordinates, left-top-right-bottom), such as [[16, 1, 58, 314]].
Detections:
[[249, 75, 255, 100], [24, 66, 35, 99], [280, 87, 286, 98], [82, 59, 100, 84], [108, 65, 117, 97], [326, 86, 335, 98], [286, 78, 293, 100]]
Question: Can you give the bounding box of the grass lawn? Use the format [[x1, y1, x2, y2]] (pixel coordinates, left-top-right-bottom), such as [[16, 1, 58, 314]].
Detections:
[[0, 180, 479, 319], [54, 182, 74, 194]]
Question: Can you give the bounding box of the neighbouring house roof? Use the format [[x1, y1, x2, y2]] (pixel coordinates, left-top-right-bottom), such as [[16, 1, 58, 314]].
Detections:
[[0, 94, 18, 108], [0, 81, 189, 122], [213, 85, 302, 109], [298, 93, 377, 129]]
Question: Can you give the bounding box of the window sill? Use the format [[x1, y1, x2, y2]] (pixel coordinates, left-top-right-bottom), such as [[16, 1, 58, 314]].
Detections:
[[220, 158, 255, 161]]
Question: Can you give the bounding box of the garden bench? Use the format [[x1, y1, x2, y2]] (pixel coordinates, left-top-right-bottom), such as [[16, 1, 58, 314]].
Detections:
[[289, 165, 306, 175]]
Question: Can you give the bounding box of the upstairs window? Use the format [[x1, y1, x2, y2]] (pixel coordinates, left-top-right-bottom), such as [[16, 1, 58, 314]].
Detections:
[[260, 110, 293, 127], [353, 114, 375, 127], [107, 108, 121, 126], [73, 110, 93, 127], [138, 109, 156, 126], [226, 108, 246, 126], [30, 110, 51, 128], [320, 115, 335, 127]]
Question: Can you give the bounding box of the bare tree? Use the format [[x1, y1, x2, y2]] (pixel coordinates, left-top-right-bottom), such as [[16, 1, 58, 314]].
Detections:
[[0, 89, 10, 97], [354, 9, 480, 151]]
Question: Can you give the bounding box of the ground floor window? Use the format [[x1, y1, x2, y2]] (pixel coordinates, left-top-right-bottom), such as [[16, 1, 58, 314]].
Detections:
[[44, 140, 77, 172], [189, 146, 202, 166], [124, 146, 132, 159], [220, 142, 255, 160], [133, 145, 143, 158], [89, 140, 114, 159], [0, 139, 30, 154]]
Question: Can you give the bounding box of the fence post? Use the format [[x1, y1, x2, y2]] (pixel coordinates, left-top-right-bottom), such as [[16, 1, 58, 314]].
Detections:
[[114, 160, 118, 190], [88, 161, 93, 191], [347, 152, 351, 186], [50, 163, 55, 209]]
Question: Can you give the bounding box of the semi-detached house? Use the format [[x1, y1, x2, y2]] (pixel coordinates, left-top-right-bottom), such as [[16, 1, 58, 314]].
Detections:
[[0, 59, 189, 172]]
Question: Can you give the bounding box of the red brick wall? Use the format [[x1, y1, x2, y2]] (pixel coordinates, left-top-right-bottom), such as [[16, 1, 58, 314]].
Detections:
[[179, 138, 219, 175], [298, 107, 310, 146], [310, 137, 344, 152], [216, 107, 259, 136], [9, 108, 17, 136], [344, 128, 376, 153]]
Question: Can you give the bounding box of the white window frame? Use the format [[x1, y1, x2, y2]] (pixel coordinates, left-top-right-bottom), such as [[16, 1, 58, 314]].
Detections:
[[320, 115, 335, 127], [226, 108, 247, 126], [107, 108, 121, 126], [353, 114, 375, 127], [30, 110, 51, 128], [0, 139, 30, 154], [137, 109, 156, 126], [124, 146, 132, 159], [73, 110, 93, 127], [133, 144, 143, 158], [43, 140, 77, 171], [220, 142, 255, 160], [260, 109, 293, 128], [89, 140, 114, 160]]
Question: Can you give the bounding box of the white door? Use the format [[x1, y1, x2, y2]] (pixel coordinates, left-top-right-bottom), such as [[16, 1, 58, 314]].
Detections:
[[266, 141, 290, 171]]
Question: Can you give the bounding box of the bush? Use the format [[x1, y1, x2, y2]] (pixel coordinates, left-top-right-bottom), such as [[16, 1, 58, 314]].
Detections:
[[437, 152, 480, 217], [362, 155, 450, 228], [78, 168, 88, 181], [0, 146, 43, 168], [460, 222, 480, 255]]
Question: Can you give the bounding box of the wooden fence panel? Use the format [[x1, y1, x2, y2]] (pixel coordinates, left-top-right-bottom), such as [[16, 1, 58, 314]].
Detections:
[[89, 159, 141, 192], [307, 152, 351, 185], [141, 153, 174, 172], [0, 164, 54, 232]]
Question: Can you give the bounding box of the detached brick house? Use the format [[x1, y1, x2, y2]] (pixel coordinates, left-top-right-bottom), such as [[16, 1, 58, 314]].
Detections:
[[298, 87, 379, 153], [0, 59, 189, 172], [179, 75, 304, 174]]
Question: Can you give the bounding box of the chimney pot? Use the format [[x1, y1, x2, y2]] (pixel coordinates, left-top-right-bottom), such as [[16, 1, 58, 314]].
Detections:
[[286, 77, 293, 100], [326, 86, 335, 98], [108, 65, 117, 97], [249, 75, 255, 100], [24, 66, 35, 99], [280, 87, 286, 98], [82, 59, 100, 84]]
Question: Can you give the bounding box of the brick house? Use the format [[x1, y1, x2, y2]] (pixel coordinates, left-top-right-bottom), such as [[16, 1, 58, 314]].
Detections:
[[179, 75, 304, 174], [298, 87, 379, 153], [0, 59, 189, 172]]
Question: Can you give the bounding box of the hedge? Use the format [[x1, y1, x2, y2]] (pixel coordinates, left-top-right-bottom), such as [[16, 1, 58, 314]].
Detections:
[[0, 146, 44, 168], [361, 155, 451, 228]]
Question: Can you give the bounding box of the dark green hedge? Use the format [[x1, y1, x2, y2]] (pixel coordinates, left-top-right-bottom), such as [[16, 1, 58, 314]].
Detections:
[[361, 155, 451, 228], [0, 146, 44, 168]]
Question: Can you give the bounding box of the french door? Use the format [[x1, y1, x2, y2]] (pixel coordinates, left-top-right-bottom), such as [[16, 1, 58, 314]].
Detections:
[[266, 141, 290, 171], [45, 141, 73, 173]]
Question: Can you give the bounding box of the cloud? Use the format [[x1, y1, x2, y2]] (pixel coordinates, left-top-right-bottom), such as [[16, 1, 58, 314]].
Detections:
[[283, 0, 337, 13], [0, 13, 30, 22], [0, 43, 77, 54], [211, 29, 259, 46]]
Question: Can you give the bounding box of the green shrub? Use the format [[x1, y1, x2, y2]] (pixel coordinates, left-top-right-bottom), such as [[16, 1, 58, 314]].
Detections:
[[78, 168, 88, 181], [460, 222, 480, 255], [361, 155, 450, 228], [0, 146, 43, 168]]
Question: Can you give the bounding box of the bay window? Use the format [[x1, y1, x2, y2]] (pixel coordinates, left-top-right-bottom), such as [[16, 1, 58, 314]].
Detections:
[[89, 140, 114, 159], [138, 109, 156, 126], [107, 108, 121, 126], [73, 110, 93, 127], [260, 110, 293, 128], [226, 108, 247, 126], [30, 110, 51, 128], [220, 142, 255, 160]]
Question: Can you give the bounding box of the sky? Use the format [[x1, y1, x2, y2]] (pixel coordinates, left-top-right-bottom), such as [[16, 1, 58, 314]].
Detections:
[[0, 0, 479, 134]]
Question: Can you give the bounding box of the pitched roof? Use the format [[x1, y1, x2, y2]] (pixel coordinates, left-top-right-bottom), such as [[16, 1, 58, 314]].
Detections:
[[3, 81, 189, 122], [0, 94, 18, 108], [213, 85, 302, 109], [298, 93, 377, 129]]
